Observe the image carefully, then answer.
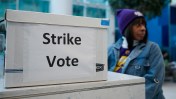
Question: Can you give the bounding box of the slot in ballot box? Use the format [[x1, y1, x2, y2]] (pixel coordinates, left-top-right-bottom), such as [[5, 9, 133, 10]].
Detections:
[[4, 9, 109, 88]]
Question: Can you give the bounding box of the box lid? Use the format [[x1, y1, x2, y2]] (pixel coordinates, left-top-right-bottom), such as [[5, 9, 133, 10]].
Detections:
[[5, 9, 109, 28]]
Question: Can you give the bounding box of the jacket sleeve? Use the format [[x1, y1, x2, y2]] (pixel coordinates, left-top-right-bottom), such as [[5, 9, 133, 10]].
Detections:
[[108, 45, 116, 71], [144, 43, 165, 99]]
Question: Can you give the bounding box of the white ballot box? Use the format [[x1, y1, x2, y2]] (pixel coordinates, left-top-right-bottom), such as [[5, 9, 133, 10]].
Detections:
[[4, 9, 109, 88], [0, 72, 145, 99]]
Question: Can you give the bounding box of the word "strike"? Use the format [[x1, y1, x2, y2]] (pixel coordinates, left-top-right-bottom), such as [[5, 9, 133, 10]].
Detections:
[[43, 33, 81, 45]]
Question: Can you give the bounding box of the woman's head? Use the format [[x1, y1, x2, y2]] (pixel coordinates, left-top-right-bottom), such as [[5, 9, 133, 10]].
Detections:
[[116, 9, 148, 49], [116, 9, 144, 35], [123, 17, 148, 49], [124, 17, 148, 42]]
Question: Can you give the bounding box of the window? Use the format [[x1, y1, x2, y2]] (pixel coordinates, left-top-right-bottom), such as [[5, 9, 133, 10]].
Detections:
[[19, 0, 49, 13], [0, 0, 50, 19], [87, 7, 105, 18], [73, 5, 84, 16], [0, 0, 16, 18], [73, 0, 108, 18], [87, 0, 107, 5]]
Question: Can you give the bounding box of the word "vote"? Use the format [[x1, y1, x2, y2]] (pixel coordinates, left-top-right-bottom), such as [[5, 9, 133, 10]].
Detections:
[[46, 56, 78, 67]]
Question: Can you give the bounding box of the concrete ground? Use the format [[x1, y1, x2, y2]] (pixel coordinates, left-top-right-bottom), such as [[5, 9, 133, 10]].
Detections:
[[163, 80, 176, 99]]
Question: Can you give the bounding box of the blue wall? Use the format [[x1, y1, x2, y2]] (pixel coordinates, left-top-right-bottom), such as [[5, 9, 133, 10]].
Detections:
[[170, 6, 176, 61], [146, 6, 169, 47], [147, 17, 162, 46]]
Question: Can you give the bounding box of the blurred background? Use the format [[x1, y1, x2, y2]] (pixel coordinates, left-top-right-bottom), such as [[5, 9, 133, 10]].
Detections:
[[0, 0, 176, 98]]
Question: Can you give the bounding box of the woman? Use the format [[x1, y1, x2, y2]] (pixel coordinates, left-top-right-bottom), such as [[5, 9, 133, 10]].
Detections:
[[108, 9, 165, 99]]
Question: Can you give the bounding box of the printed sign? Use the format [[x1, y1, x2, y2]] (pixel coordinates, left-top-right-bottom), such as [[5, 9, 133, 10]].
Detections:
[[8, 22, 97, 82]]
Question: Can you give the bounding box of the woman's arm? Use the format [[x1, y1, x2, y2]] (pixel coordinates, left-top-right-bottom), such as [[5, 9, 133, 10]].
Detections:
[[144, 42, 165, 99], [108, 45, 116, 71]]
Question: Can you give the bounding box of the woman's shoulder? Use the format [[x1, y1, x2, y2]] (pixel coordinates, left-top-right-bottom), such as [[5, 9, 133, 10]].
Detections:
[[146, 41, 161, 53], [146, 41, 160, 48]]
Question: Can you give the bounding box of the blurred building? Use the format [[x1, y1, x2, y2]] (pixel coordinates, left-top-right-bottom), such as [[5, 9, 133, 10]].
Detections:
[[0, 0, 115, 46]]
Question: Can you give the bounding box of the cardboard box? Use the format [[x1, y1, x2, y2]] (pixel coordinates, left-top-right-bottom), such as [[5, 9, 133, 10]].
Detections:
[[4, 10, 108, 88]]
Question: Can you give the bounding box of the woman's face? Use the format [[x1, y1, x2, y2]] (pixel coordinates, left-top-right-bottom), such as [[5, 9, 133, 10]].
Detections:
[[132, 20, 146, 41]]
